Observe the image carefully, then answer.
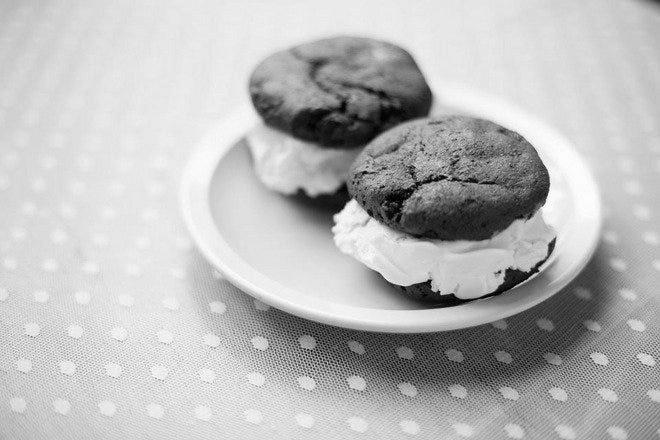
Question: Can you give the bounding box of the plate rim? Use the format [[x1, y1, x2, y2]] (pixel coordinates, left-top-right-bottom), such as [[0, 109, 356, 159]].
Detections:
[[180, 81, 602, 333]]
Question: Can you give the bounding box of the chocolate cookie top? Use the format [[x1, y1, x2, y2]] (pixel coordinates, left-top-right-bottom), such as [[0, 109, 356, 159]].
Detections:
[[249, 36, 432, 149], [348, 116, 550, 240]]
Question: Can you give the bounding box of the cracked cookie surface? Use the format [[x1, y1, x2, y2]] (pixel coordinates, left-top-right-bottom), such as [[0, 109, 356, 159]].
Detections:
[[248, 36, 432, 149], [348, 116, 550, 240]]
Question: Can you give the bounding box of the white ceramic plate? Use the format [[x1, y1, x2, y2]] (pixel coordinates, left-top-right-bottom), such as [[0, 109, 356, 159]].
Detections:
[[180, 82, 601, 333]]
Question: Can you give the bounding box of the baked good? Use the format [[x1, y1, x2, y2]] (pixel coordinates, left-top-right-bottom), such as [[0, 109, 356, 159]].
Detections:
[[245, 36, 432, 197], [333, 116, 556, 303], [347, 116, 550, 240]]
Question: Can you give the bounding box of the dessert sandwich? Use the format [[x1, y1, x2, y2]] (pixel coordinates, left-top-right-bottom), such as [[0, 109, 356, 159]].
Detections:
[[332, 116, 556, 304], [247, 36, 433, 198]]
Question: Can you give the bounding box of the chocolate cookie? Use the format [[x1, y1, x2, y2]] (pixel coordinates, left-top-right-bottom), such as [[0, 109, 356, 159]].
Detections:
[[249, 36, 433, 149], [348, 116, 550, 240], [395, 239, 556, 305]]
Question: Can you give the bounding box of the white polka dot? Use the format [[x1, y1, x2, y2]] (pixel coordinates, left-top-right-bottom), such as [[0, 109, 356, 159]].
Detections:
[[147, 181, 166, 197], [253, 299, 270, 311], [24, 322, 40, 337], [68, 180, 86, 195], [251, 336, 269, 351], [396, 346, 414, 359], [151, 365, 168, 380], [399, 419, 420, 435], [194, 405, 212, 421], [146, 403, 164, 419], [445, 348, 464, 362], [151, 155, 169, 170], [347, 375, 367, 391], [111, 326, 127, 341], [10, 228, 26, 241], [199, 368, 216, 383], [53, 399, 70, 415], [105, 363, 122, 378], [74, 290, 90, 304], [632, 204, 651, 221], [21, 202, 36, 216], [202, 333, 221, 347], [0, 175, 9, 191], [98, 400, 116, 417], [109, 181, 126, 196], [297, 376, 316, 390], [626, 319, 645, 332], [33, 290, 49, 303], [92, 234, 108, 247], [548, 387, 568, 402], [348, 340, 365, 355], [246, 372, 265, 387], [609, 258, 627, 272], [82, 261, 100, 274], [170, 267, 185, 279], [2, 151, 18, 168], [209, 301, 226, 314], [50, 229, 67, 244], [141, 208, 159, 222], [536, 318, 554, 331], [622, 180, 642, 195], [494, 350, 513, 364], [67, 324, 83, 339], [618, 157, 635, 173], [100, 206, 116, 220], [583, 320, 602, 332], [117, 294, 134, 307], [295, 413, 314, 428], [453, 423, 474, 437], [244, 408, 263, 424], [60, 204, 76, 219], [617, 288, 637, 301], [598, 388, 618, 402], [298, 335, 316, 350], [543, 352, 563, 366], [59, 360, 76, 376], [555, 425, 576, 439], [646, 389, 660, 402], [135, 236, 151, 250], [398, 382, 418, 397], [448, 384, 468, 399], [642, 231, 659, 246], [606, 426, 628, 440], [491, 319, 508, 330], [162, 297, 179, 310], [347, 416, 368, 432], [590, 352, 609, 366], [504, 423, 525, 439], [10, 397, 26, 413], [125, 264, 142, 277], [2, 257, 17, 270], [15, 358, 32, 373], [636, 353, 656, 366], [157, 329, 173, 344], [42, 259, 58, 272], [499, 386, 520, 400]]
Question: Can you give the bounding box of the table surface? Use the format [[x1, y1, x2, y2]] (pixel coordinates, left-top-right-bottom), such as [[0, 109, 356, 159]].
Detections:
[[1, 1, 659, 439]]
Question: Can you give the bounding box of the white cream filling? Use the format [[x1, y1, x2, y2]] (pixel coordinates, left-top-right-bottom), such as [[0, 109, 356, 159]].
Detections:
[[245, 124, 361, 197], [332, 199, 556, 299]]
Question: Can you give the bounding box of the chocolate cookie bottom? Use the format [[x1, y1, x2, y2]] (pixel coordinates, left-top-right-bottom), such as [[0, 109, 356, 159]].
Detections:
[[392, 239, 556, 306], [290, 184, 350, 209]]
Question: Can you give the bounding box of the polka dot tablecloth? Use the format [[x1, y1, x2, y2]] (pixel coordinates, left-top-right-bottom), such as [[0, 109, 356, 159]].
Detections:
[[0, 0, 659, 439]]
